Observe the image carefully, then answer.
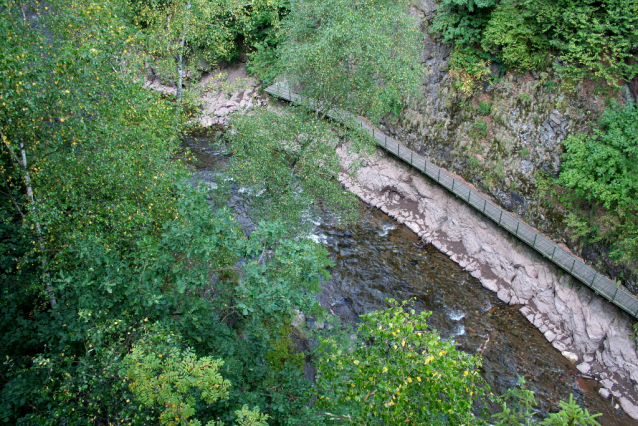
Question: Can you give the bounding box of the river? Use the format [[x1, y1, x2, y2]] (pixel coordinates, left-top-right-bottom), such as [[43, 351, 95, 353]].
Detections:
[[183, 131, 636, 425]]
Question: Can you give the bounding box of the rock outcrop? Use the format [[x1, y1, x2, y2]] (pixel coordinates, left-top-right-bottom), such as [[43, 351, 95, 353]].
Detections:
[[145, 62, 267, 127], [393, 0, 637, 291]]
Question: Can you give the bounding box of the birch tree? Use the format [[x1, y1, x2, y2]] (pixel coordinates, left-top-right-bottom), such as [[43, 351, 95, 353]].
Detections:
[[136, 0, 241, 102]]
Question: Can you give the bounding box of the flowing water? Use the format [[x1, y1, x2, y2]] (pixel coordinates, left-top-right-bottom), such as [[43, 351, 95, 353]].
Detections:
[[183, 132, 636, 425]]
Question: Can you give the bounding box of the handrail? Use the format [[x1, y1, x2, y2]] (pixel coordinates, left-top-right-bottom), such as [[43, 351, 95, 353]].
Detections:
[[265, 83, 638, 319]]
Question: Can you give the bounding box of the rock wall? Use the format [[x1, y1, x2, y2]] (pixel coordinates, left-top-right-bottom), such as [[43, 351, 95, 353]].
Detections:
[[392, 0, 637, 289], [337, 144, 638, 419]]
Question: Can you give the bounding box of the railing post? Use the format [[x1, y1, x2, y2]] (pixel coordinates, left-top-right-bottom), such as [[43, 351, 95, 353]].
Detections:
[[570, 260, 576, 274], [612, 286, 619, 302], [467, 190, 471, 202], [533, 234, 537, 248], [498, 210, 503, 225], [411, 152, 413, 165], [515, 222, 520, 236], [551, 246, 557, 260], [384, 135, 387, 149], [482, 199, 487, 214], [452, 179, 455, 191], [437, 169, 441, 182], [591, 274, 596, 286]]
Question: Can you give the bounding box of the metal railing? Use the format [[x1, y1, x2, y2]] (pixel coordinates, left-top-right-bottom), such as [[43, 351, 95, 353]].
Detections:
[[265, 83, 638, 318]]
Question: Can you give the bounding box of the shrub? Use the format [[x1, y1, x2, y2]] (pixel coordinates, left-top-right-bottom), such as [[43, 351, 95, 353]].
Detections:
[[431, 0, 497, 47], [470, 120, 489, 139], [529, 0, 638, 85], [315, 300, 486, 425], [560, 101, 638, 211], [479, 100, 492, 115], [482, 0, 550, 70], [434, 0, 638, 85], [559, 101, 638, 263], [448, 48, 491, 94]]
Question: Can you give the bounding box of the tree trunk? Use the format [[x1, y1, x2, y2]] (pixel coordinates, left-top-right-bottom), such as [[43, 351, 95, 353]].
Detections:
[[175, 0, 191, 104], [20, 142, 57, 309], [1, 133, 57, 309], [177, 50, 184, 103]]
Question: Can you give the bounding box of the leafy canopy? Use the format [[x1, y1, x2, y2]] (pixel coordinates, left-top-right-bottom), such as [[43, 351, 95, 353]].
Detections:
[[315, 300, 486, 425], [559, 101, 638, 264], [434, 0, 638, 84], [560, 102, 638, 212], [228, 108, 371, 228], [229, 0, 425, 227], [0, 1, 329, 424], [277, 0, 424, 123]]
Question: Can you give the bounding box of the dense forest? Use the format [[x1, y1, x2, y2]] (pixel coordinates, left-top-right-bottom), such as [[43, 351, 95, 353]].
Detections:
[[1, 0, 635, 424]]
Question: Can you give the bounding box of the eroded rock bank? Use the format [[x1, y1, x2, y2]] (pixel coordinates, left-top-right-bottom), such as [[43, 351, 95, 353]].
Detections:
[[337, 144, 638, 420]]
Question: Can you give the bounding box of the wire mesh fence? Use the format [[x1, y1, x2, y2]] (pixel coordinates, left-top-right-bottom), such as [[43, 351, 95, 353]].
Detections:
[[265, 84, 638, 318]]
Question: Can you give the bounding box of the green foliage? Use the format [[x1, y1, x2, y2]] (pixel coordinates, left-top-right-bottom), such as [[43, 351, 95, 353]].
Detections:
[[470, 120, 489, 139], [0, 2, 328, 425], [448, 48, 491, 95], [277, 0, 424, 123], [315, 300, 486, 425], [530, 0, 638, 84], [435, 0, 638, 85], [539, 394, 601, 425], [135, 0, 290, 100], [135, 0, 236, 101], [560, 102, 638, 211], [519, 148, 530, 157], [559, 101, 638, 263], [518, 93, 532, 103], [491, 377, 538, 425], [468, 156, 481, 168], [432, 0, 497, 47], [479, 100, 493, 115], [482, 0, 550, 70], [491, 379, 601, 426], [124, 324, 271, 426], [244, 1, 290, 84], [264, 328, 305, 372], [125, 324, 231, 426], [228, 107, 369, 228]]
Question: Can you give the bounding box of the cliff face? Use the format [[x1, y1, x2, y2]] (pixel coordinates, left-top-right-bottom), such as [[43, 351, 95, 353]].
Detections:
[[387, 0, 636, 289]]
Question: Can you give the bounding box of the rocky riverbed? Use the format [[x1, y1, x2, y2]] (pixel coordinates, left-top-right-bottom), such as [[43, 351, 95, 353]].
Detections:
[[336, 142, 638, 421], [183, 125, 637, 424]]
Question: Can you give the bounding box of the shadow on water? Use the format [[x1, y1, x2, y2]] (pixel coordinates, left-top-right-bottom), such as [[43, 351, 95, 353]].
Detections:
[[183, 132, 637, 425]]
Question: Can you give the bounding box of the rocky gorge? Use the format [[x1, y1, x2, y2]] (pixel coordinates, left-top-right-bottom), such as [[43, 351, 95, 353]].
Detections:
[[180, 7, 638, 416]]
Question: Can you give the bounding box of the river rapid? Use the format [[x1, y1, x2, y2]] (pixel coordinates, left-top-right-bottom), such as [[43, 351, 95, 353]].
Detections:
[[183, 132, 636, 425]]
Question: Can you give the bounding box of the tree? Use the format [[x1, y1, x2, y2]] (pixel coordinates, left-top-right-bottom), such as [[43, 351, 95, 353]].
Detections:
[[136, 0, 238, 102], [227, 0, 424, 226], [228, 108, 369, 228], [135, 0, 289, 102], [315, 300, 486, 425], [277, 0, 424, 124], [0, 2, 330, 424], [539, 394, 601, 426]]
